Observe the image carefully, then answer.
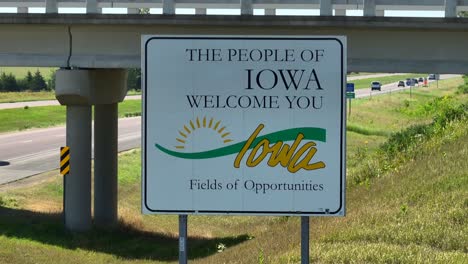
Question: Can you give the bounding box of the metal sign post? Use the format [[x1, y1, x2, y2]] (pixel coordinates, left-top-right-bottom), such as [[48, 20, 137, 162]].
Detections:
[[179, 215, 188, 264], [301, 216, 310, 264], [346, 83, 355, 117], [348, 97, 351, 116]]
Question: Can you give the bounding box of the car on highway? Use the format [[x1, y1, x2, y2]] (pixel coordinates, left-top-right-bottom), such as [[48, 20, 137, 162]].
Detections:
[[371, 81, 382, 91], [428, 74, 436, 80], [406, 78, 411, 86], [418, 77, 424, 83], [398, 81, 405, 87]]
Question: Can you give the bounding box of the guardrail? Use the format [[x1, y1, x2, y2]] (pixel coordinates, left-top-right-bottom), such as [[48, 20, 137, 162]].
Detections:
[[0, 0, 467, 17]]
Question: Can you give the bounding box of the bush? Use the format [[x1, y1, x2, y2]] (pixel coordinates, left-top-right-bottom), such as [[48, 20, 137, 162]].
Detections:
[[382, 101, 467, 157], [458, 85, 468, 94], [456, 74, 468, 94], [0, 73, 19, 92], [0, 70, 53, 92], [127, 68, 141, 91], [351, 98, 467, 186], [30, 70, 47, 91]]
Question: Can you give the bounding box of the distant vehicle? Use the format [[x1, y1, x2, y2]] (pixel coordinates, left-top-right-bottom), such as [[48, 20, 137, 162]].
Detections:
[[412, 78, 419, 85], [428, 74, 436, 80], [398, 81, 405, 87], [418, 77, 424, 83], [371, 81, 382, 91], [406, 78, 411, 86]]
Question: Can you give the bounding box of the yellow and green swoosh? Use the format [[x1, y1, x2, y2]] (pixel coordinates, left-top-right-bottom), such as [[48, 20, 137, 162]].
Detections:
[[155, 127, 326, 159]]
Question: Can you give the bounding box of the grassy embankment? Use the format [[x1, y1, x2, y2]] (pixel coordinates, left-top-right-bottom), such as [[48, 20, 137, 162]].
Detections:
[[0, 77, 466, 263], [0, 100, 141, 133]]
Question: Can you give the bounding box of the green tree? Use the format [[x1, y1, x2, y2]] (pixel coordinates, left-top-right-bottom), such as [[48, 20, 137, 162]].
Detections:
[[0, 73, 19, 92], [30, 70, 47, 91], [127, 68, 141, 91], [459, 11, 468, 17], [25, 71, 33, 85], [0, 73, 3, 92], [47, 70, 56, 91]]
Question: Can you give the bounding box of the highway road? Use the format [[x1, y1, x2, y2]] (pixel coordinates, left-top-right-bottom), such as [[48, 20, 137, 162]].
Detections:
[[354, 74, 458, 98], [0, 74, 459, 185], [0, 117, 141, 185]]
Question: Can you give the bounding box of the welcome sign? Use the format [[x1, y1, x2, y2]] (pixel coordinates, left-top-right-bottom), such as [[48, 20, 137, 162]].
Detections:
[[142, 36, 346, 216]]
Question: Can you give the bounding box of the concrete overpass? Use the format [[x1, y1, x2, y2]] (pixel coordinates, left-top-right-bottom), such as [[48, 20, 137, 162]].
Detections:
[[1, 14, 468, 73], [0, 0, 467, 232]]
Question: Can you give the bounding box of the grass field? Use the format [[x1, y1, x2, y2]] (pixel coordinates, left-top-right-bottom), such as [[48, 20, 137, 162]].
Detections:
[[352, 73, 427, 90], [0, 91, 56, 103], [347, 72, 382, 77], [0, 76, 466, 263], [0, 100, 141, 133], [0, 91, 141, 104], [0, 67, 57, 80]]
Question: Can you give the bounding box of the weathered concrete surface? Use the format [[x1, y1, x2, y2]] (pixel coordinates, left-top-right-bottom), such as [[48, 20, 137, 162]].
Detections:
[[0, 14, 468, 73]]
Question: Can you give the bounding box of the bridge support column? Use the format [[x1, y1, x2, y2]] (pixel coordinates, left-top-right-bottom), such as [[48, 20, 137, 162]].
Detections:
[[265, 9, 275, 16], [56, 69, 127, 231], [90, 69, 127, 228], [334, 9, 345, 16], [65, 105, 92, 231], [363, 0, 376, 16], [56, 69, 93, 231], [445, 0, 457, 17], [376, 10, 384, 16], [320, 0, 333, 16], [94, 103, 118, 227], [195, 8, 206, 15], [241, 0, 253, 15]]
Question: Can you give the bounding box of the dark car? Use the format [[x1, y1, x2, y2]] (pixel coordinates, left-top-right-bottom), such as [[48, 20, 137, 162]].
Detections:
[[428, 74, 436, 80], [371, 81, 381, 91], [398, 81, 405, 87], [418, 77, 424, 83], [406, 78, 411, 86]]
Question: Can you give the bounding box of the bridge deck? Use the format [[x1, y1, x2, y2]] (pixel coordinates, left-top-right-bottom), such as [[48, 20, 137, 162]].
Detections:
[[0, 14, 467, 73]]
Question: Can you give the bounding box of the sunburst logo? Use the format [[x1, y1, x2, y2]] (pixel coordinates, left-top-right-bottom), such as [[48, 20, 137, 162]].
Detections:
[[175, 117, 233, 150], [155, 119, 328, 173]]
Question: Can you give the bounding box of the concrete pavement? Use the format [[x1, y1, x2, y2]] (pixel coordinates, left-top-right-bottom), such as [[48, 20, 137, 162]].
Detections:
[[354, 74, 459, 98], [0, 117, 140, 185]]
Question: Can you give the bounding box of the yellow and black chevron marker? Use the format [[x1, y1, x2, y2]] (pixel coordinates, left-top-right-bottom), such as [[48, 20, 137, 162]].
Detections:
[[60, 147, 70, 175]]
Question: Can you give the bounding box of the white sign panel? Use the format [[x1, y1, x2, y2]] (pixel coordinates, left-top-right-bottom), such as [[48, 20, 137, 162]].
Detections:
[[143, 36, 346, 216]]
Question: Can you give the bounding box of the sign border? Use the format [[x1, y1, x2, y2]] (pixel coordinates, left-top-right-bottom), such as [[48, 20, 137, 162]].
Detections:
[[143, 36, 345, 216]]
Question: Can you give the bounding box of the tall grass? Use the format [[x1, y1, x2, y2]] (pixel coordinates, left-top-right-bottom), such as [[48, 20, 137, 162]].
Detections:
[[349, 97, 467, 186]]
